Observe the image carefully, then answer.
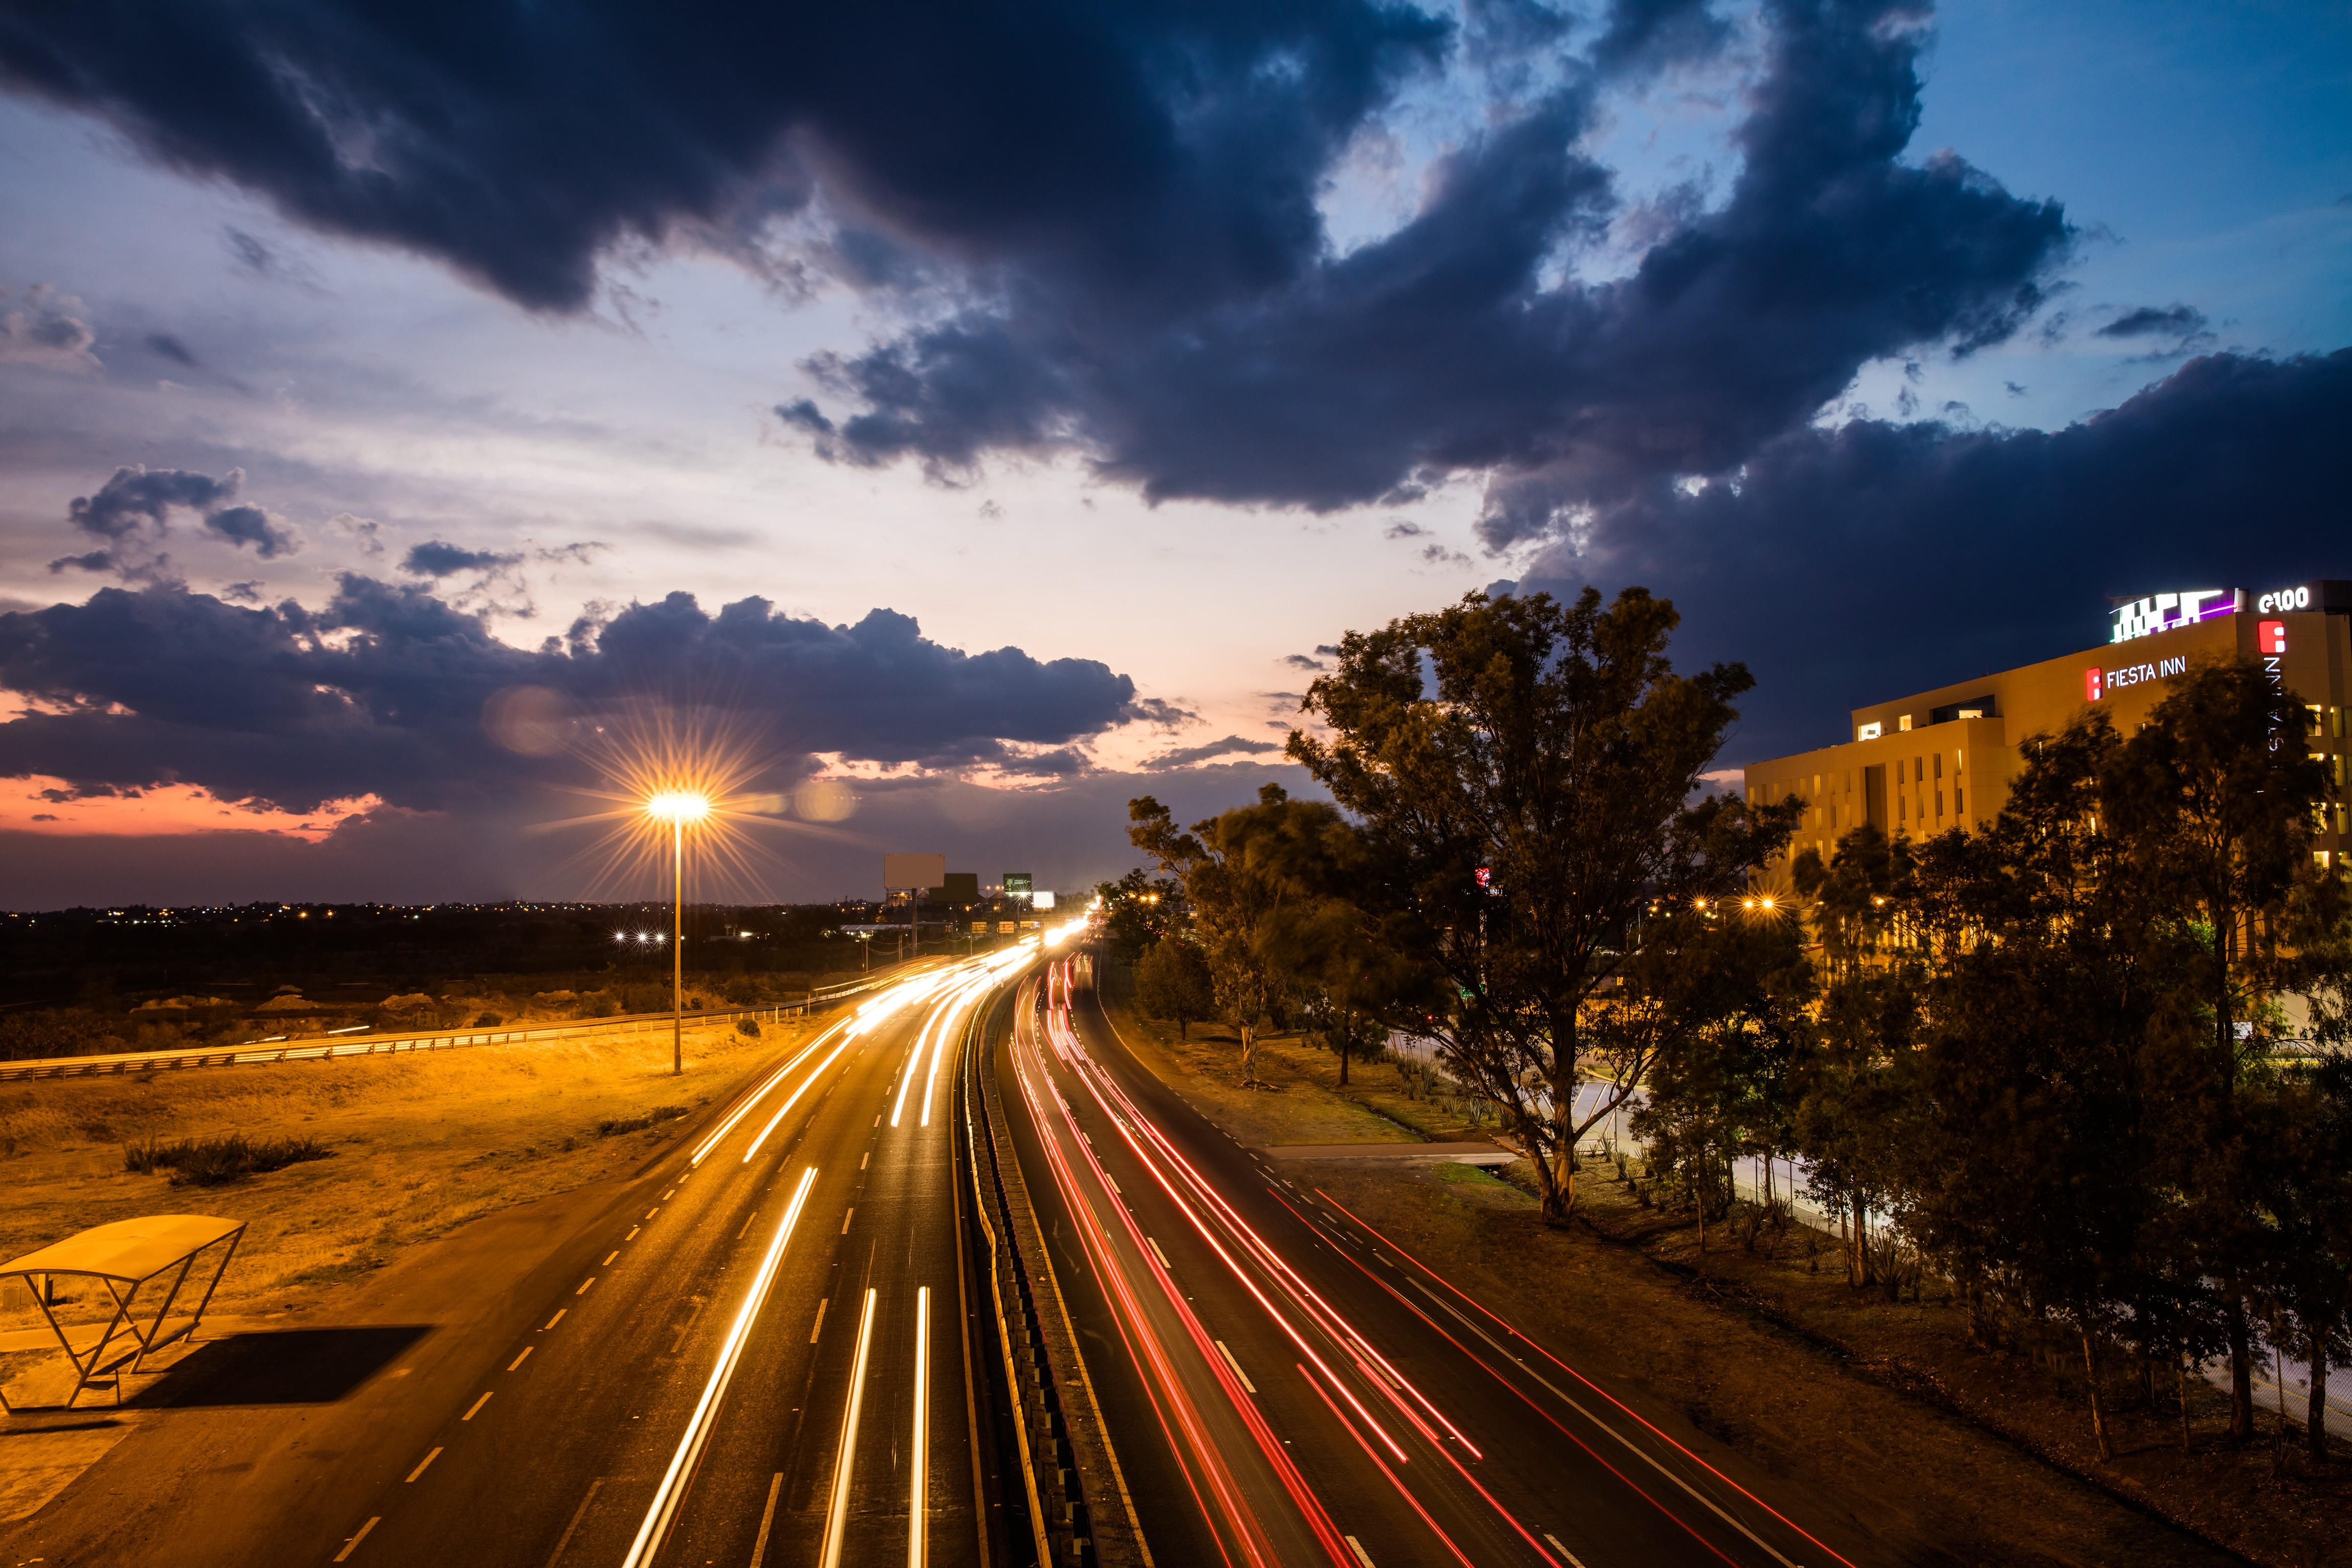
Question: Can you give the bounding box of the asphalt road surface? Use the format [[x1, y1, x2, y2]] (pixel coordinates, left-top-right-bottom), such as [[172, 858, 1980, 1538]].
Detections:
[[315, 942, 1038, 1568], [994, 954, 1879, 1568]]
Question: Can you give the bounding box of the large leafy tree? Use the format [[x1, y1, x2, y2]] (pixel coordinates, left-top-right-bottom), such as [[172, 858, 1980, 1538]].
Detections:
[[1627, 906, 1813, 1257], [1291, 588, 1793, 1222], [1133, 937, 1214, 1039], [2102, 657, 2328, 1439], [1129, 784, 1353, 1084]]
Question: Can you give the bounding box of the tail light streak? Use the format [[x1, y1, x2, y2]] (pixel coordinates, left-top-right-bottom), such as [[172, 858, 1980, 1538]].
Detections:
[[1314, 1190, 1852, 1568], [1033, 992, 1585, 1568], [1008, 983, 1344, 1568]]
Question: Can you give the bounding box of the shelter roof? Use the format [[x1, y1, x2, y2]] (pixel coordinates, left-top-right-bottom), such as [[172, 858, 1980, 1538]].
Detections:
[[0, 1215, 244, 1285]]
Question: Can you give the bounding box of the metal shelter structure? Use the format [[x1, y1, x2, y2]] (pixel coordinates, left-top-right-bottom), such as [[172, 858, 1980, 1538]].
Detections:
[[0, 1214, 245, 1410]]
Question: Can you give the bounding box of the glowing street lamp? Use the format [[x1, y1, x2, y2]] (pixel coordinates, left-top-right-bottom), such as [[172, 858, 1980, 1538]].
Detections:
[[645, 790, 713, 1076]]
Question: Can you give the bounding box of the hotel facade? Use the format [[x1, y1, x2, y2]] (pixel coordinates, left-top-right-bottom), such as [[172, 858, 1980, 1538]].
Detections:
[[1744, 581, 2352, 869]]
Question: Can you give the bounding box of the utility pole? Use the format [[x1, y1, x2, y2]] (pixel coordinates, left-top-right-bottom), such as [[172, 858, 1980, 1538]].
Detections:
[[671, 815, 684, 1077]]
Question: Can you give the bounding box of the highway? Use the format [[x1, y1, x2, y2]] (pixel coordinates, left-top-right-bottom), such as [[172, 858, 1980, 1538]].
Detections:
[[312, 940, 1046, 1568], [992, 953, 1875, 1568]]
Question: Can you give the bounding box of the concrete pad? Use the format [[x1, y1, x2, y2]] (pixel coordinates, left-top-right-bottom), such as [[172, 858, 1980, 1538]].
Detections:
[[1261, 1141, 1517, 1165]]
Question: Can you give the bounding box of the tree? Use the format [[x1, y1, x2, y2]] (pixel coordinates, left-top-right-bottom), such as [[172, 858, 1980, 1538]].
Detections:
[[2244, 1057, 2352, 1461], [1266, 886, 1430, 1087], [1133, 938, 1213, 1039], [1628, 906, 1813, 1258], [1129, 784, 1342, 1084], [1790, 824, 1911, 977], [1093, 869, 1185, 966], [1291, 588, 1794, 1222], [2102, 657, 2330, 1440]]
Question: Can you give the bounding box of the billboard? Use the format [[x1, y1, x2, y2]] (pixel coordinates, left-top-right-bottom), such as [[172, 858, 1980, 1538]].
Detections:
[[1004, 872, 1033, 900], [1033, 890, 1056, 910], [883, 853, 945, 892], [943, 871, 980, 904]]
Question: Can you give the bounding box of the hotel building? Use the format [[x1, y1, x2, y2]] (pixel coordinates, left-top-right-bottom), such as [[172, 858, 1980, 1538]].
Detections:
[[1745, 581, 2352, 868]]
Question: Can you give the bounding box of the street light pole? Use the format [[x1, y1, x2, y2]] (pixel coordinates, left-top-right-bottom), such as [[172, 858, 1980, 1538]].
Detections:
[[671, 814, 684, 1077]]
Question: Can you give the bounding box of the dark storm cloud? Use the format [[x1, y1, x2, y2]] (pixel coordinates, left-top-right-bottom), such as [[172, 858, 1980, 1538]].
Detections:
[[799, 0, 2071, 519], [5, 1, 2067, 525], [46, 465, 304, 577], [1590, 0, 1731, 80], [0, 578, 1138, 813], [144, 331, 196, 366], [1508, 349, 2352, 761], [65, 466, 235, 542], [0, 0, 1445, 312], [2097, 304, 2208, 339], [202, 504, 299, 558], [403, 540, 523, 577], [1145, 734, 1283, 768]]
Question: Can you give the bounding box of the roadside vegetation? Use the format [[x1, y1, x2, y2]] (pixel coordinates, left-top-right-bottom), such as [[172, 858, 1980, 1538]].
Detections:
[[1105, 586, 2352, 1561]]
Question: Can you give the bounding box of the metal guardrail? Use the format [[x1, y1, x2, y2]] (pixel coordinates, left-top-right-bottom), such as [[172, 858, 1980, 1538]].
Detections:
[[0, 959, 938, 1083]]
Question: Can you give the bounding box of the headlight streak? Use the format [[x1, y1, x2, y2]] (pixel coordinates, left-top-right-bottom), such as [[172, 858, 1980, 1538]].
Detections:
[[689, 1023, 843, 1166], [909, 1285, 931, 1568], [619, 1165, 818, 1568], [1311, 1190, 1840, 1568], [1044, 964, 1599, 1568], [819, 1288, 881, 1568], [741, 1040, 850, 1163], [1008, 980, 1351, 1568]]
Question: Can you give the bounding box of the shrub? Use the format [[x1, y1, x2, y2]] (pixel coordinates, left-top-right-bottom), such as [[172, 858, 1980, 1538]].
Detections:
[[124, 1134, 334, 1185], [594, 1104, 690, 1138], [736, 1016, 761, 1038], [472, 1011, 504, 1028]]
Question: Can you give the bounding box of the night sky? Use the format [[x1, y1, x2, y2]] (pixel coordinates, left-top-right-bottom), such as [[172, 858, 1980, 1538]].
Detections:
[[0, 1, 2345, 905]]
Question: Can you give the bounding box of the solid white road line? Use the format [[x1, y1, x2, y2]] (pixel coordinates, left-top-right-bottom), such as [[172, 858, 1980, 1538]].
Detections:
[[404, 1447, 441, 1483], [331, 1516, 378, 1562], [619, 1167, 820, 1568], [819, 1288, 881, 1568], [749, 1471, 785, 1568], [909, 1285, 931, 1567]]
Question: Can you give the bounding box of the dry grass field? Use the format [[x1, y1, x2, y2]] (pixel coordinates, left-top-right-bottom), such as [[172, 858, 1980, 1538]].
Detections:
[[0, 1013, 813, 1337]]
